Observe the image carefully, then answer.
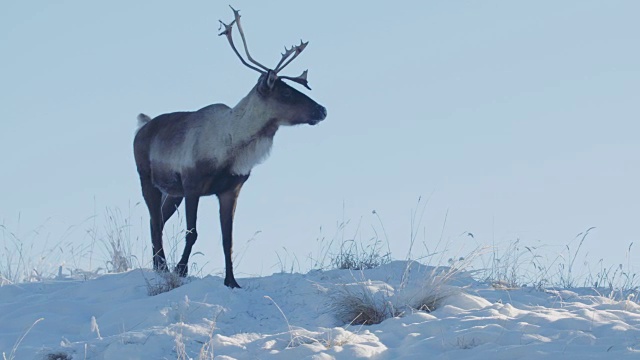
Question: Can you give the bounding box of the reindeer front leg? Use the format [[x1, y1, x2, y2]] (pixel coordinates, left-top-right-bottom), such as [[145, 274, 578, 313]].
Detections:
[[217, 182, 245, 288], [218, 181, 248, 288]]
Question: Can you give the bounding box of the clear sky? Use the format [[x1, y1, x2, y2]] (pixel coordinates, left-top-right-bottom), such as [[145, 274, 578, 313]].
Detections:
[[1, 1, 639, 279]]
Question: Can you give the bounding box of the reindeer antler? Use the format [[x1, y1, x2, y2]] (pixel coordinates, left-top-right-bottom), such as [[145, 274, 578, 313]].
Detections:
[[229, 6, 270, 72], [219, 6, 313, 89], [274, 40, 308, 74], [218, 18, 265, 74], [279, 70, 311, 90], [273, 46, 297, 74]]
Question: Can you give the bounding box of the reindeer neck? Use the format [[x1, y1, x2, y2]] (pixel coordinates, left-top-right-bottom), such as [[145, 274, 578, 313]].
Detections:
[[226, 88, 279, 141]]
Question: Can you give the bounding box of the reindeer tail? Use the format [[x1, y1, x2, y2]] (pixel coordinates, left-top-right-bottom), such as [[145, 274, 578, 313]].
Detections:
[[137, 113, 152, 128], [135, 113, 152, 135]]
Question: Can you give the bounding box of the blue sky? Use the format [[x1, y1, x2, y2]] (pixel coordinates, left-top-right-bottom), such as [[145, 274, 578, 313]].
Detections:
[[1, 1, 639, 278]]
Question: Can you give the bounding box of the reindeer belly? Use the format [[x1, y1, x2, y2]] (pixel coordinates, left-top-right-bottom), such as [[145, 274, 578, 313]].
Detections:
[[182, 165, 249, 196], [152, 164, 248, 197], [200, 171, 249, 196]]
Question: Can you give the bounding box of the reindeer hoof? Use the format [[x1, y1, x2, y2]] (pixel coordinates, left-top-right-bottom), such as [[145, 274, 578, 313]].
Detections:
[[224, 277, 241, 289], [174, 263, 188, 278]]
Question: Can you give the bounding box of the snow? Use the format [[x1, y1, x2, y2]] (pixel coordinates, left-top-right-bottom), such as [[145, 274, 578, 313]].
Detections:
[[2, 261, 640, 359]]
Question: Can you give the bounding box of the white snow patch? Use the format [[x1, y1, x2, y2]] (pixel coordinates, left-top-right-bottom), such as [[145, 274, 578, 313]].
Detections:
[[2, 263, 640, 359]]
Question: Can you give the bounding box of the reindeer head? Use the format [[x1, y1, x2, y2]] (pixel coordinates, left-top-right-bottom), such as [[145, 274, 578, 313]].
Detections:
[[219, 6, 327, 126]]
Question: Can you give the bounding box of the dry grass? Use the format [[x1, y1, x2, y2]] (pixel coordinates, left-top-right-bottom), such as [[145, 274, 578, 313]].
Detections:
[[2, 317, 44, 360], [101, 208, 135, 273], [145, 271, 185, 296], [329, 282, 401, 326]]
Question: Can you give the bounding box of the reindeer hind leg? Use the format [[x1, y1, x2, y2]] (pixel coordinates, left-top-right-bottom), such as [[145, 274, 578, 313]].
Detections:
[[175, 196, 200, 277], [160, 194, 183, 226], [141, 180, 169, 272]]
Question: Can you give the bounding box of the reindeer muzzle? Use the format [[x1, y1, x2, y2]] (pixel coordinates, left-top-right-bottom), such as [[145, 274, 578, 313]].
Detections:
[[310, 105, 327, 125]]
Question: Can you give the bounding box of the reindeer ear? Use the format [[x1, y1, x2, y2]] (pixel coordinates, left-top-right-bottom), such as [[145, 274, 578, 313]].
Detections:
[[257, 70, 278, 95], [266, 70, 278, 89]]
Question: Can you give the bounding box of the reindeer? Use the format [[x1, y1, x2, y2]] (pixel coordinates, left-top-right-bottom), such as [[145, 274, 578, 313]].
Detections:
[[133, 7, 327, 288]]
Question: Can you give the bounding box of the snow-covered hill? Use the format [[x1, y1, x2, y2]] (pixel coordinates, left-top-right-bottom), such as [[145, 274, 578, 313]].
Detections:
[[2, 261, 640, 359]]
